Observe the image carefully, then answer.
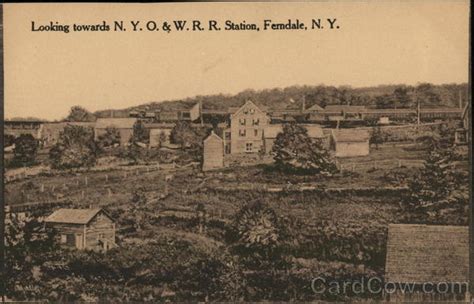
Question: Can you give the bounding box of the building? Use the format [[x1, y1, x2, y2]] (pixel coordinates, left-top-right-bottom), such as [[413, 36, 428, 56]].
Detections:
[[202, 131, 224, 171], [324, 105, 367, 120], [45, 208, 116, 251], [156, 103, 201, 122], [331, 128, 370, 157], [385, 224, 469, 302], [228, 100, 270, 154], [41, 122, 96, 147], [4, 120, 44, 139], [147, 123, 175, 147], [94, 118, 137, 145], [263, 124, 326, 153]]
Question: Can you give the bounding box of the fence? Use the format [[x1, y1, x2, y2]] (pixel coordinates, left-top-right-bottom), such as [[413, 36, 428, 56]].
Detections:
[[337, 158, 425, 172]]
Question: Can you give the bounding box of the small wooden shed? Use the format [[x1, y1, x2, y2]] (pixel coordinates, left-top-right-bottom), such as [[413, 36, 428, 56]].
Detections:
[[45, 208, 116, 252], [202, 131, 224, 171], [331, 129, 370, 157], [385, 224, 469, 302]]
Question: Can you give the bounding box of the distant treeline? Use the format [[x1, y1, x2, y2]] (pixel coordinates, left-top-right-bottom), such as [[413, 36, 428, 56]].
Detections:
[[94, 83, 469, 119]]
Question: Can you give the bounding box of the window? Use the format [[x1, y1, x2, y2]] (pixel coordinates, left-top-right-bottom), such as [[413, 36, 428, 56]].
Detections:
[[246, 142, 253, 152], [239, 129, 246, 137], [66, 234, 75, 246], [239, 118, 246, 125], [252, 119, 260, 126], [243, 109, 249, 115], [225, 132, 231, 140], [254, 129, 258, 137], [60, 234, 67, 244], [225, 144, 231, 154], [249, 109, 255, 114]]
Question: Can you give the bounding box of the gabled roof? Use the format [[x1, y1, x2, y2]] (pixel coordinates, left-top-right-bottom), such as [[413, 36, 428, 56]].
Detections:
[[45, 208, 112, 225], [306, 103, 324, 112], [95, 118, 137, 129], [385, 224, 468, 284], [230, 100, 267, 117], [332, 129, 370, 142], [204, 131, 223, 143]]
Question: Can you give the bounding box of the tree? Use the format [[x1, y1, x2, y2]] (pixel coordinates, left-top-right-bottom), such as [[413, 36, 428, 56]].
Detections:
[[4, 134, 16, 147], [13, 134, 38, 166], [370, 126, 383, 150], [229, 201, 289, 270], [404, 145, 457, 216], [66, 106, 96, 122], [97, 127, 121, 150], [49, 125, 98, 169], [393, 87, 412, 108], [170, 121, 198, 149], [272, 124, 336, 175], [4, 213, 59, 300], [131, 120, 149, 144]]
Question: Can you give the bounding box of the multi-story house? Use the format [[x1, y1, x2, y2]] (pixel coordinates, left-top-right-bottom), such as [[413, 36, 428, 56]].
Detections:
[[227, 100, 270, 154]]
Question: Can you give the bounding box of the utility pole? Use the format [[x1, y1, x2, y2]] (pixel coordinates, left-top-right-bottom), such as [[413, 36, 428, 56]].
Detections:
[[301, 95, 306, 113]]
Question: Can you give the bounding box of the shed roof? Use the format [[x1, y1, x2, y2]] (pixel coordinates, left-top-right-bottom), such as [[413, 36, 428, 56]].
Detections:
[[385, 224, 468, 284], [332, 129, 370, 142], [45, 208, 112, 225], [95, 118, 137, 129]]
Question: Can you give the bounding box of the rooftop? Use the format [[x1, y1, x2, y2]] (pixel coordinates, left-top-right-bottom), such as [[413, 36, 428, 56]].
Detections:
[[45, 208, 111, 225], [331, 128, 370, 142], [95, 117, 137, 129], [385, 224, 468, 284]]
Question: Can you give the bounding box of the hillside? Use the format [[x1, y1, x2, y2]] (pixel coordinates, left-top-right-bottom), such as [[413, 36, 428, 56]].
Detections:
[[94, 83, 469, 118]]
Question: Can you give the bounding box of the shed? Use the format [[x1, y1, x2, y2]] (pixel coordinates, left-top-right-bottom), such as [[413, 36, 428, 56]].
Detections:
[[331, 129, 369, 157], [385, 224, 469, 302], [45, 208, 116, 251], [202, 131, 224, 171], [94, 118, 137, 145]]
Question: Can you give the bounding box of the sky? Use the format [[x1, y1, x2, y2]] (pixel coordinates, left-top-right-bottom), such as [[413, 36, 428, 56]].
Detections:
[[3, 2, 470, 120]]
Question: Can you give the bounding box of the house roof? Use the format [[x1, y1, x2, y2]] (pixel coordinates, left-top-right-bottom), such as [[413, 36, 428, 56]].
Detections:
[[230, 100, 268, 117], [204, 131, 223, 143], [95, 118, 137, 129], [324, 105, 367, 113], [331, 129, 370, 142], [385, 224, 468, 284], [145, 123, 176, 130], [45, 208, 111, 225], [306, 103, 324, 112], [264, 124, 324, 139]]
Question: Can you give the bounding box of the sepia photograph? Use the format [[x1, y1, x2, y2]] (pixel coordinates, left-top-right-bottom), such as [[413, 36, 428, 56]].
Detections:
[[0, 2, 471, 302]]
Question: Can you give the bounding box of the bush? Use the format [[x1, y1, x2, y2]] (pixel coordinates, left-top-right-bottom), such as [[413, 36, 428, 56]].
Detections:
[[12, 134, 38, 167]]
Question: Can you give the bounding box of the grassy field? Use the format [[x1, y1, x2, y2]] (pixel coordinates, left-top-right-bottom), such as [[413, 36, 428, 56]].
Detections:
[[4, 140, 469, 301]]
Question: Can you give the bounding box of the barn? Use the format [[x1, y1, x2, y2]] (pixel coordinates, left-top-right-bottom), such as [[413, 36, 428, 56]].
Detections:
[[202, 131, 224, 171], [331, 129, 370, 157], [385, 224, 469, 302], [45, 208, 116, 252]]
